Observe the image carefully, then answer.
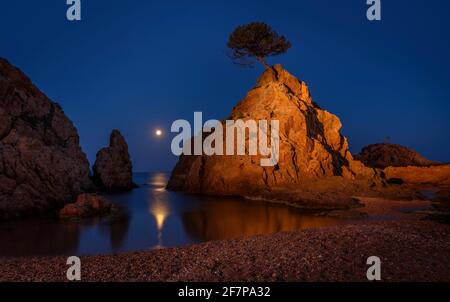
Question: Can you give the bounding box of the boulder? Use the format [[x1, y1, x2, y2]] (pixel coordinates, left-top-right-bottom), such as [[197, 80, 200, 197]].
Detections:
[[355, 143, 439, 169], [168, 65, 383, 209], [93, 130, 136, 192], [59, 193, 118, 219], [0, 58, 93, 220]]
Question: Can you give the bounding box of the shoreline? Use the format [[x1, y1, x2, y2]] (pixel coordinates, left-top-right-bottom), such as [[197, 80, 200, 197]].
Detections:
[[0, 220, 448, 282], [0, 197, 448, 282]]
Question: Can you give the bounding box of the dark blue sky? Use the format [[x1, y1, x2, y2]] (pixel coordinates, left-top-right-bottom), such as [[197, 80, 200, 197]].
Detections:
[[1, 0, 449, 171]]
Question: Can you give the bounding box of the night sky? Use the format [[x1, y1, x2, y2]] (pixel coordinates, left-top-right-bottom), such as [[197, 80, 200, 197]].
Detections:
[[1, 0, 449, 172]]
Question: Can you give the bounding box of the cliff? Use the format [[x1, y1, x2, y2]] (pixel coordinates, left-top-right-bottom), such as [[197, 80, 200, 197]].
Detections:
[[0, 58, 93, 219], [168, 65, 387, 209]]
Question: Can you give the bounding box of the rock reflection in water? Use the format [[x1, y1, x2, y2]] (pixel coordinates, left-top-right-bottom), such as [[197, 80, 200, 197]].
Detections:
[[0, 173, 349, 257], [0, 219, 81, 257], [98, 214, 131, 250], [181, 197, 343, 241]]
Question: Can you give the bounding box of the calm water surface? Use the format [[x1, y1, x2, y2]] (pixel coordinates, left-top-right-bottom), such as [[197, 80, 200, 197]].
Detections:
[[0, 173, 347, 257]]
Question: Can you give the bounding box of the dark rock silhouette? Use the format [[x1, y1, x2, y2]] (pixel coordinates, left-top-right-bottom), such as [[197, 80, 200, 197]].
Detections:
[[93, 130, 136, 192], [0, 58, 93, 220], [355, 143, 439, 169]]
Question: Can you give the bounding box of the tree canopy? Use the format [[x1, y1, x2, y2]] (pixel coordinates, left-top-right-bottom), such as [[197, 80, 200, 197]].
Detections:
[[227, 22, 291, 68]]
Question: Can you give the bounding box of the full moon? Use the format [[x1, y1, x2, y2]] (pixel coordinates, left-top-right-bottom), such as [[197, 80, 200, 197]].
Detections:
[[155, 129, 163, 136]]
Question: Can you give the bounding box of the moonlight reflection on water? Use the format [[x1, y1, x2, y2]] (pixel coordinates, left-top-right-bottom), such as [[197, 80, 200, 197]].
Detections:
[[0, 173, 346, 257]]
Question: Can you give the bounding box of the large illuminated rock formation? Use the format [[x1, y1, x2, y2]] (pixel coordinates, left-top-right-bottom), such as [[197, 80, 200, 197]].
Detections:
[[168, 65, 383, 209]]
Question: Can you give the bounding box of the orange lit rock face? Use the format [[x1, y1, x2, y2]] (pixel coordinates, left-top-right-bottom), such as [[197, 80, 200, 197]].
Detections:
[[384, 165, 450, 186], [168, 65, 380, 208]]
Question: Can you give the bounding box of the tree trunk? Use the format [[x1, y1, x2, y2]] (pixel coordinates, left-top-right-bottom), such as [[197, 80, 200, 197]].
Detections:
[[258, 57, 270, 69]]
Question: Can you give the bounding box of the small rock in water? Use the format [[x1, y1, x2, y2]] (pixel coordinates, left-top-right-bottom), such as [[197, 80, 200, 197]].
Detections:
[[59, 193, 119, 219], [93, 130, 137, 192]]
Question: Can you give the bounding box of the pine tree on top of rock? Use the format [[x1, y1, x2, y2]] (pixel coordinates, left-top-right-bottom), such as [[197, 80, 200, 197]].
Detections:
[[227, 22, 291, 69]]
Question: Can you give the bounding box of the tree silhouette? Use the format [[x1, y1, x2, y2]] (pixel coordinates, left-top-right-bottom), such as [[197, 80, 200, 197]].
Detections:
[[227, 22, 291, 69]]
